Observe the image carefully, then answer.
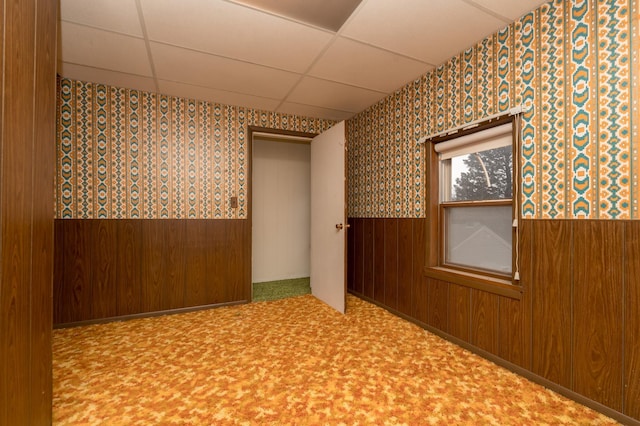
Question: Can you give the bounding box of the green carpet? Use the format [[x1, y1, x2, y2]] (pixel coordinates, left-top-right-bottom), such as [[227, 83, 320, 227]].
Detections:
[[252, 277, 311, 302]]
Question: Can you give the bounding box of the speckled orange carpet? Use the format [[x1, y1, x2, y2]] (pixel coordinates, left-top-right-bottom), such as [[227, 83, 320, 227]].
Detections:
[[53, 294, 617, 425]]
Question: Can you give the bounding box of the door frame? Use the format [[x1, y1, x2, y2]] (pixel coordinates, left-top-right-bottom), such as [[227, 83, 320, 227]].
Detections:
[[246, 126, 319, 300]]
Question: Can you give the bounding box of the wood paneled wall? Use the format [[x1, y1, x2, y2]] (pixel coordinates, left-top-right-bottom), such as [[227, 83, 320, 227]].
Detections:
[[0, 0, 57, 423], [53, 219, 250, 325], [348, 218, 640, 422]]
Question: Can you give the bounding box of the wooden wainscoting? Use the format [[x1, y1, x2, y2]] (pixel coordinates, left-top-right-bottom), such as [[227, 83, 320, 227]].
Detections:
[[54, 219, 251, 326], [347, 218, 640, 423]]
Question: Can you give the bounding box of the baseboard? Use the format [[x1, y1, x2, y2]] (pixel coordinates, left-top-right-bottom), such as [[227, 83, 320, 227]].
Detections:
[[53, 300, 250, 329], [348, 290, 640, 426]]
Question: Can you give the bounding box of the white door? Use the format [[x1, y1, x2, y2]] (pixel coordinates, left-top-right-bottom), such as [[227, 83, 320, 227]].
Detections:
[[310, 121, 346, 313]]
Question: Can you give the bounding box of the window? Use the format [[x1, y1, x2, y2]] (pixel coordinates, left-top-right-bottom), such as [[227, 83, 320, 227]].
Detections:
[[425, 115, 521, 297]]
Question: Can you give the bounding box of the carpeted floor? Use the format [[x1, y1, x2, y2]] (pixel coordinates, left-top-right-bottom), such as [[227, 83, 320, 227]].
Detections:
[[252, 277, 311, 302], [53, 295, 618, 425]]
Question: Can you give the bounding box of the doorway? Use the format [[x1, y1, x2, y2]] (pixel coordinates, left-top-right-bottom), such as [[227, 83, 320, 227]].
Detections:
[[248, 123, 347, 313], [251, 132, 313, 302]]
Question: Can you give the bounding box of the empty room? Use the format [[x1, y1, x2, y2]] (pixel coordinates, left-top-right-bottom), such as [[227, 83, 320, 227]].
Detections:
[[1, 0, 639, 424]]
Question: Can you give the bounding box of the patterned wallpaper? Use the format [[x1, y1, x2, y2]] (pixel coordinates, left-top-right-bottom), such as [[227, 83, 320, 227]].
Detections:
[[56, 78, 335, 219], [346, 0, 639, 219]]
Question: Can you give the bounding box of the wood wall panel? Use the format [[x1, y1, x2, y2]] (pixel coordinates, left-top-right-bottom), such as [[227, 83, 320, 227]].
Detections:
[[215, 220, 247, 303], [0, 0, 56, 422], [427, 278, 449, 332], [347, 218, 355, 292], [31, 0, 56, 419], [383, 219, 398, 309], [411, 218, 428, 323], [353, 219, 364, 295], [471, 290, 499, 355], [573, 221, 623, 411], [185, 221, 213, 307], [373, 219, 384, 303], [531, 220, 572, 388], [164, 220, 187, 309], [498, 218, 531, 369], [92, 220, 118, 319], [116, 221, 142, 316], [55, 219, 250, 324], [54, 220, 92, 323], [396, 219, 413, 316], [448, 284, 470, 341], [141, 220, 167, 312], [624, 222, 640, 418], [363, 218, 374, 299], [0, 0, 36, 420]]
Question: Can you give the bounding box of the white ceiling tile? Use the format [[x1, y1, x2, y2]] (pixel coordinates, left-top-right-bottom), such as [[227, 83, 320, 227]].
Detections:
[[342, 0, 508, 65], [468, 0, 549, 21], [277, 102, 353, 122], [140, 0, 334, 73], [287, 77, 386, 113], [151, 43, 300, 99], [58, 62, 157, 92], [60, 22, 153, 76], [157, 80, 281, 111], [309, 37, 431, 93], [60, 0, 143, 36]]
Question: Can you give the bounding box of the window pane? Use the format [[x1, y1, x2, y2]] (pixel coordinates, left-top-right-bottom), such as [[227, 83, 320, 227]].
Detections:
[[445, 145, 512, 202], [445, 205, 512, 274]]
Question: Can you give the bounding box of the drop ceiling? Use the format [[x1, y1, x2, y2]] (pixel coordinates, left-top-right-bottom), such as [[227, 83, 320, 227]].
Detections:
[[58, 0, 548, 121]]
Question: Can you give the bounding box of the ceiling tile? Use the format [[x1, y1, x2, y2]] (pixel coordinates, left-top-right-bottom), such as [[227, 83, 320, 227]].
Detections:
[[467, 0, 549, 21], [60, 21, 153, 76], [140, 0, 334, 73], [60, 0, 143, 36], [277, 102, 353, 122], [342, 0, 507, 65], [58, 62, 157, 92], [151, 43, 300, 99], [309, 37, 431, 93], [157, 80, 281, 111], [287, 77, 386, 113], [230, 0, 362, 32]]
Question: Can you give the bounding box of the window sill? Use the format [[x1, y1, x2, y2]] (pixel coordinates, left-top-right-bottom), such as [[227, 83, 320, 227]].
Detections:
[[424, 266, 522, 300]]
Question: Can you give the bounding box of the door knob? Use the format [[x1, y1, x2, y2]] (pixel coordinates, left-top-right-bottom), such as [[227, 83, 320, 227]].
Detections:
[[335, 223, 351, 230]]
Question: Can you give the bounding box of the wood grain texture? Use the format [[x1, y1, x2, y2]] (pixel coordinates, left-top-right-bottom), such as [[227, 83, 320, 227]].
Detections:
[[363, 218, 374, 298], [347, 218, 355, 292], [31, 0, 56, 420], [573, 221, 623, 411], [0, 0, 36, 421], [141, 220, 167, 312], [116, 221, 142, 316], [624, 222, 640, 418], [0, 0, 55, 422], [427, 278, 449, 333], [448, 284, 470, 341], [531, 220, 572, 388], [55, 219, 253, 324], [221, 220, 251, 303], [497, 219, 531, 369], [55, 220, 93, 323], [164, 220, 187, 309], [91, 220, 118, 319], [185, 221, 213, 307], [353, 219, 364, 296], [384, 219, 398, 309], [396, 219, 413, 316], [412, 218, 428, 323], [471, 290, 499, 355], [373, 219, 385, 303]]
